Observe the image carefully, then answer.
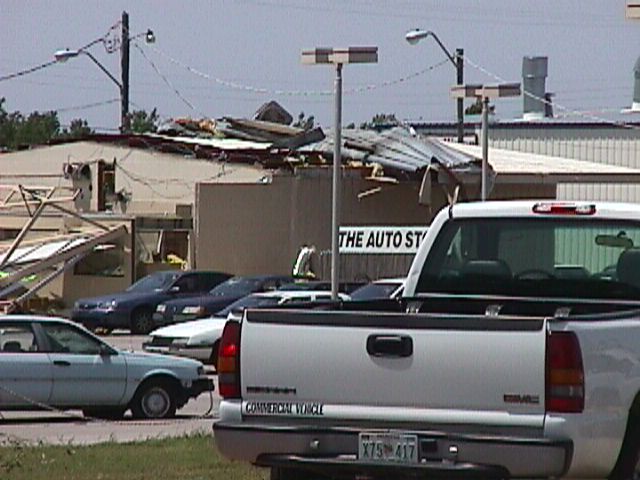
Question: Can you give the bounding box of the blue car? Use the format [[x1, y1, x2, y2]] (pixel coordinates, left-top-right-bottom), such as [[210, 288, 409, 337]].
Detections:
[[71, 270, 232, 334], [152, 275, 293, 326]]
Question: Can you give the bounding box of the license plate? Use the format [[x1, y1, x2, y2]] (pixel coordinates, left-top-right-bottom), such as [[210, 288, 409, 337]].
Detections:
[[358, 432, 418, 464]]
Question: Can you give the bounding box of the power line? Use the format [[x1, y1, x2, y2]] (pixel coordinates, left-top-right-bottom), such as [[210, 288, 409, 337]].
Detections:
[[56, 98, 119, 113], [143, 43, 449, 97], [237, 0, 622, 28], [0, 60, 57, 82], [462, 53, 640, 132], [132, 42, 204, 116]]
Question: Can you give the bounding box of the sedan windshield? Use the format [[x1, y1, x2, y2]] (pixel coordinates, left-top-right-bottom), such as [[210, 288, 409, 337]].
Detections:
[[209, 277, 263, 297], [216, 295, 282, 317], [350, 282, 401, 300], [126, 271, 180, 293]]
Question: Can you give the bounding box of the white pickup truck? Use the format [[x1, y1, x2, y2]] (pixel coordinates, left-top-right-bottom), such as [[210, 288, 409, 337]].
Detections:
[[214, 201, 640, 480]]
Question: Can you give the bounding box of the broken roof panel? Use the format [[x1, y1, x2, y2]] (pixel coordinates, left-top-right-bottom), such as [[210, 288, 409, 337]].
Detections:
[[300, 127, 478, 175], [146, 133, 272, 151]]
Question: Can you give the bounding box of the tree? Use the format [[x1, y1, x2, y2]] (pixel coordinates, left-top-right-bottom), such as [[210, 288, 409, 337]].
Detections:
[[58, 119, 93, 140], [0, 98, 17, 150], [359, 113, 399, 130], [0, 98, 62, 150], [292, 111, 315, 130], [127, 108, 159, 134], [13, 111, 60, 147], [464, 98, 495, 115]]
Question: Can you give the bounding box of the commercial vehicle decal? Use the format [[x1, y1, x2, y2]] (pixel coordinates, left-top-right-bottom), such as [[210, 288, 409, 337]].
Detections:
[[243, 401, 324, 417]]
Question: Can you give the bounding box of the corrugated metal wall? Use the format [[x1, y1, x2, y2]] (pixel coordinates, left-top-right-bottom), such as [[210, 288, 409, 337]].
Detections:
[[488, 126, 640, 202]]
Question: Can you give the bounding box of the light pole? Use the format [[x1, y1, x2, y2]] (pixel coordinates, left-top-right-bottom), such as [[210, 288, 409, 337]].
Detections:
[[54, 11, 155, 133], [450, 83, 521, 200], [406, 29, 464, 143], [301, 47, 378, 299]]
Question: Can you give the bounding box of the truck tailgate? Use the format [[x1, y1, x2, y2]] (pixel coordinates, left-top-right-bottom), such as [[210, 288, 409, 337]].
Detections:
[[240, 309, 548, 429]]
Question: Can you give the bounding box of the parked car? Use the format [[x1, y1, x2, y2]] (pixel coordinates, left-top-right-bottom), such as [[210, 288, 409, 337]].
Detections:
[[0, 315, 213, 419], [71, 270, 232, 334], [152, 275, 293, 327], [277, 280, 366, 294], [144, 290, 348, 367], [349, 277, 405, 300]]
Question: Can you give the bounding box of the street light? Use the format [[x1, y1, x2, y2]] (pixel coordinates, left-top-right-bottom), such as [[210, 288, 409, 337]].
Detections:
[[451, 83, 521, 201], [405, 29, 464, 143], [54, 11, 155, 132], [301, 47, 378, 300]]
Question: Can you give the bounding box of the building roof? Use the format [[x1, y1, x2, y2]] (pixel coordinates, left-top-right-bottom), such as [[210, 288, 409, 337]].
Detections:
[[438, 139, 640, 184], [409, 116, 640, 129], [300, 127, 475, 176]]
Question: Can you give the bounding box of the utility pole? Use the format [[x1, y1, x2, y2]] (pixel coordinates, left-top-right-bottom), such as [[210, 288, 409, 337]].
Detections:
[[456, 48, 464, 143], [120, 11, 130, 133], [405, 30, 465, 143]]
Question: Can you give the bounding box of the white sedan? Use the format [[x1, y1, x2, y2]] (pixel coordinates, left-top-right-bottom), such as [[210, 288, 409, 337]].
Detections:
[[0, 315, 213, 419], [143, 290, 348, 368]]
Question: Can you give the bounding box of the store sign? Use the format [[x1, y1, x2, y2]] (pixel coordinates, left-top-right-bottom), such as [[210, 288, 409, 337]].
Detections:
[[338, 226, 428, 254]]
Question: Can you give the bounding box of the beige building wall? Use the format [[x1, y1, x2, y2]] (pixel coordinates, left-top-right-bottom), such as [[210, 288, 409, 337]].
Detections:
[[0, 141, 266, 215], [195, 170, 556, 280]]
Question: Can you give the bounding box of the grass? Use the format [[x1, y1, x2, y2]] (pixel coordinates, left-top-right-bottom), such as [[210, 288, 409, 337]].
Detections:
[[0, 433, 268, 480]]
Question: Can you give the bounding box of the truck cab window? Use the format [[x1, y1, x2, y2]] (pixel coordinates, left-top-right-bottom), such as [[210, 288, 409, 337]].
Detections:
[[417, 218, 640, 300]]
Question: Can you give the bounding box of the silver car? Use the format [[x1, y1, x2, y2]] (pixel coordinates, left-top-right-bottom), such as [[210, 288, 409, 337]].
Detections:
[[0, 315, 213, 419]]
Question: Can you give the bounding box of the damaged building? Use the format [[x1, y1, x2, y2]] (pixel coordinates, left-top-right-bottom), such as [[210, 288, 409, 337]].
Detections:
[[2, 103, 640, 310]]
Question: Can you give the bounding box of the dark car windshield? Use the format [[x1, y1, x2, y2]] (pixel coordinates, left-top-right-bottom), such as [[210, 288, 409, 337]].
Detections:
[[126, 271, 180, 293], [216, 295, 282, 317], [278, 281, 330, 291], [416, 217, 640, 300], [209, 277, 263, 297], [350, 282, 401, 300]]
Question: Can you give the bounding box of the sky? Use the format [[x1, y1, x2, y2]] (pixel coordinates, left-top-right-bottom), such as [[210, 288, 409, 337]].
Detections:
[[1, 1, 639, 132]]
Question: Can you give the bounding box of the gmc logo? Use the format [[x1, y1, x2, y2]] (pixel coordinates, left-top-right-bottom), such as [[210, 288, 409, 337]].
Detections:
[[503, 394, 540, 405]]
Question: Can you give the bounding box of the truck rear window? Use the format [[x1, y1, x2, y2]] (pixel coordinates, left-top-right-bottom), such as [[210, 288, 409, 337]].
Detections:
[[417, 218, 640, 300]]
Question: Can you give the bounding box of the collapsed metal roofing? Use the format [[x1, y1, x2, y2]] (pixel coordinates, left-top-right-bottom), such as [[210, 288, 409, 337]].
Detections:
[[42, 112, 640, 186], [299, 126, 480, 177], [157, 118, 483, 179]]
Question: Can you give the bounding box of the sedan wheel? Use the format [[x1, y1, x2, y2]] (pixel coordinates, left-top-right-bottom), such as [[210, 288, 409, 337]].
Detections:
[[131, 380, 177, 419], [131, 309, 153, 334]]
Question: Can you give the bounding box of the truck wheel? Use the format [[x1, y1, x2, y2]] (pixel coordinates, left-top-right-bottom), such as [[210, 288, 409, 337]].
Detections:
[[130, 379, 177, 419], [131, 308, 153, 334], [208, 341, 220, 370], [609, 396, 640, 480], [271, 467, 314, 480]]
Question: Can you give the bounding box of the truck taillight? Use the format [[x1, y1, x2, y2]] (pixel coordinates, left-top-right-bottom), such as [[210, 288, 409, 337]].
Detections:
[[546, 331, 584, 413], [218, 320, 241, 398], [533, 202, 596, 215]]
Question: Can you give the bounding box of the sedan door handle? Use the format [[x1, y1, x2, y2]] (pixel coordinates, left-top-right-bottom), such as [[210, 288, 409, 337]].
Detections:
[[366, 334, 413, 358], [53, 360, 71, 367]]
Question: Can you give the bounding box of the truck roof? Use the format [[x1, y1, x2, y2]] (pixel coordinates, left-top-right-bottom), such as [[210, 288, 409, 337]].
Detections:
[[449, 200, 640, 220]]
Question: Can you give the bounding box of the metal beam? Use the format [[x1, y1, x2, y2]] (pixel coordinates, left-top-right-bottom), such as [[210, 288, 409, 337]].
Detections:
[[0, 224, 127, 290]]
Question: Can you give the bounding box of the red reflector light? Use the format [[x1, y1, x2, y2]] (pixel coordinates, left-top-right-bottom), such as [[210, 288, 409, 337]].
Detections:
[[533, 203, 596, 216], [218, 320, 241, 399], [546, 331, 584, 413], [221, 343, 237, 357]]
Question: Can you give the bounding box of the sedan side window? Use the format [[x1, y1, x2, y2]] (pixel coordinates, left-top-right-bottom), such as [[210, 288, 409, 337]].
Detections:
[[174, 275, 198, 293], [40, 323, 103, 355], [0, 324, 37, 353]]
